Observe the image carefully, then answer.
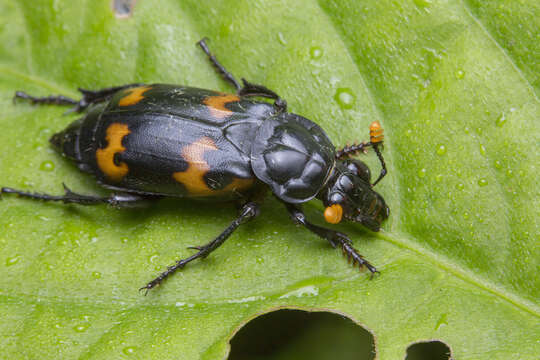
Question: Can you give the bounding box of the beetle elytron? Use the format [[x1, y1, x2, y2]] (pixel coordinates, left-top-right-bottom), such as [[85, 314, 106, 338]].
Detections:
[[2, 39, 389, 293]]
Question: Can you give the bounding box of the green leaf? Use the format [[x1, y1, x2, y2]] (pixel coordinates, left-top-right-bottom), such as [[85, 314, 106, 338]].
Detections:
[[0, 0, 538, 358]]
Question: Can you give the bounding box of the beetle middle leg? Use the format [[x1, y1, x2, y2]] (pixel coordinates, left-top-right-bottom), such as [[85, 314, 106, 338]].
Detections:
[[139, 201, 260, 294], [14, 83, 143, 113], [285, 203, 378, 274], [1, 184, 157, 207], [197, 38, 287, 112]]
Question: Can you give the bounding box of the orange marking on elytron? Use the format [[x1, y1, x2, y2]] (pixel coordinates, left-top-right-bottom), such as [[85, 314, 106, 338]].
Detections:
[[172, 137, 254, 196], [96, 123, 131, 182], [369, 121, 384, 144], [118, 85, 153, 106], [203, 94, 240, 118]]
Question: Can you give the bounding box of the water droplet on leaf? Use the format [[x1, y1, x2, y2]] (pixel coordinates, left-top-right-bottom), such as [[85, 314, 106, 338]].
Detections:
[[40, 160, 55, 172], [334, 88, 355, 109], [436, 144, 446, 155], [310, 46, 323, 59]]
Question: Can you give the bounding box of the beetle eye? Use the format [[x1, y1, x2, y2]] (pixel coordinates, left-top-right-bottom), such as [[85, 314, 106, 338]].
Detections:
[[346, 160, 371, 183]]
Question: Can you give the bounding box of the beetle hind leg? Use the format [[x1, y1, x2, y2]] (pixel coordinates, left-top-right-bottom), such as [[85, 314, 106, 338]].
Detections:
[[14, 83, 143, 113], [13, 91, 78, 106], [1, 184, 156, 207], [139, 202, 260, 294]]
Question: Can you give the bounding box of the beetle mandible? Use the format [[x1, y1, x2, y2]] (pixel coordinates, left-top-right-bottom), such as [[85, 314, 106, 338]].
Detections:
[[2, 39, 389, 293]]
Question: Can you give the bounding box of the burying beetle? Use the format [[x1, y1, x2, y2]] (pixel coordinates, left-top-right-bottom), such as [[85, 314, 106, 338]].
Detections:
[[2, 39, 389, 293]]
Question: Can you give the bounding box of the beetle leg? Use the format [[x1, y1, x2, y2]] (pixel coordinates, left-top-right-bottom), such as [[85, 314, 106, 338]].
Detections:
[[139, 201, 260, 294], [1, 183, 157, 207], [13, 83, 143, 113], [238, 79, 287, 113], [13, 91, 78, 106], [371, 144, 387, 187], [197, 38, 287, 113], [197, 37, 242, 91], [284, 203, 378, 275], [73, 84, 144, 112]]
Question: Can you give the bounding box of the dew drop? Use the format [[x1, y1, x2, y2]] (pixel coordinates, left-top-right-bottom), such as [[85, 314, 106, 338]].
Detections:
[[277, 32, 287, 46], [149, 254, 159, 264], [479, 144, 486, 156], [309, 46, 323, 59], [435, 174, 443, 182], [463, 212, 469, 220], [6, 255, 20, 266], [455, 70, 465, 79], [92, 271, 102, 279], [496, 113, 506, 127], [494, 160, 502, 169], [334, 88, 355, 109], [506, 169, 513, 177], [40, 160, 55, 172], [464, 127, 470, 134], [418, 168, 427, 178], [74, 324, 89, 332], [456, 183, 464, 191], [478, 178, 488, 187], [123, 346, 137, 356], [436, 144, 446, 155]]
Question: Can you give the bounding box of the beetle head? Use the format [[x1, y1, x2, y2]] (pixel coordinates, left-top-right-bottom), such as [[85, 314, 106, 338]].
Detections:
[[318, 160, 389, 231]]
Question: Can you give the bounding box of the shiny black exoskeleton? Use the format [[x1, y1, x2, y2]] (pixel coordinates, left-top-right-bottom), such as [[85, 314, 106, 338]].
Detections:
[[2, 39, 389, 293]]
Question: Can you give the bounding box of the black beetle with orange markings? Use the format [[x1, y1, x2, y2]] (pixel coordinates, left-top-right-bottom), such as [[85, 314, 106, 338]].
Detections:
[[2, 39, 389, 293]]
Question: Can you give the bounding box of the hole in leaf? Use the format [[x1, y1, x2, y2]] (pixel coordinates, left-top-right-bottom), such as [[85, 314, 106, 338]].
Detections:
[[228, 309, 375, 360], [112, 0, 136, 18], [405, 340, 453, 360]]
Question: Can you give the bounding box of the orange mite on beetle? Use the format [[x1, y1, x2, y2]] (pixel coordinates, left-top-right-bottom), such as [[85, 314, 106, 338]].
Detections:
[[2, 39, 389, 293]]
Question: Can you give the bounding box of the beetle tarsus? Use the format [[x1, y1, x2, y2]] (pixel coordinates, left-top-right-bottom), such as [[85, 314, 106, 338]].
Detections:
[[1, 185, 153, 206], [13, 91, 78, 107], [338, 236, 378, 274], [13, 84, 144, 113], [197, 38, 242, 91]]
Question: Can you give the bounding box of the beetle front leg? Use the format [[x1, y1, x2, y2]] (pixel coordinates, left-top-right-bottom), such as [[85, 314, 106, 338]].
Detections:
[[139, 201, 260, 294], [14, 83, 143, 113], [284, 203, 378, 274]]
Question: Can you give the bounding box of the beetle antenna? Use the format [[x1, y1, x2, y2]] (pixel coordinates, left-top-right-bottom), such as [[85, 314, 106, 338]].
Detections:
[[369, 121, 387, 186], [335, 142, 371, 159], [371, 144, 387, 186]]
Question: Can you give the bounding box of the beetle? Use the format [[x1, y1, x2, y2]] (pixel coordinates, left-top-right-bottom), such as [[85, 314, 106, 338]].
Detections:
[[2, 39, 389, 293]]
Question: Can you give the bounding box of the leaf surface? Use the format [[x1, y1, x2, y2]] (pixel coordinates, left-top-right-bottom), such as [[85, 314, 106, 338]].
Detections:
[[0, 0, 538, 358]]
